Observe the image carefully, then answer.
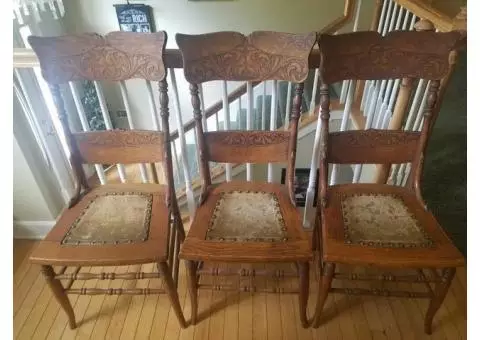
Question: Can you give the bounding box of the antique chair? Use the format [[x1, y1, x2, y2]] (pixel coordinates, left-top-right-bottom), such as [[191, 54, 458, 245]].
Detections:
[[28, 31, 187, 328], [176, 31, 316, 326], [311, 29, 466, 334]]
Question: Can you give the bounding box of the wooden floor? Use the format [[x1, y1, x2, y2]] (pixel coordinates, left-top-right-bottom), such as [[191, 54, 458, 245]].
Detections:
[[14, 239, 467, 340]]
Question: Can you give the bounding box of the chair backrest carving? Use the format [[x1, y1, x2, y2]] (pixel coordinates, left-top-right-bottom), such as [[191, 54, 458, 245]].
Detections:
[[28, 31, 175, 204], [176, 31, 316, 201], [316, 30, 465, 205], [176, 31, 317, 83]]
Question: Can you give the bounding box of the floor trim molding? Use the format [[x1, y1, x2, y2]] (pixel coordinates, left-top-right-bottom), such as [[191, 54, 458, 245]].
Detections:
[[13, 220, 55, 239]]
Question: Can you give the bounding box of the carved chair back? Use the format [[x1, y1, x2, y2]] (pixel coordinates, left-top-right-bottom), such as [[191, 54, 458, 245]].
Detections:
[[176, 31, 316, 192], [28, 32, 176, 201], [316, 30, 465, 204]]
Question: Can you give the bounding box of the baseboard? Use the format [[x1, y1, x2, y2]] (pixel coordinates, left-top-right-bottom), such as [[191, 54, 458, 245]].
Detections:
[[13, 220, 55, 239]]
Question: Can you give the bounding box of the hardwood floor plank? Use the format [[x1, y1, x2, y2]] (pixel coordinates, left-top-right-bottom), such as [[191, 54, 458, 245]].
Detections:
[[134, 265, 162, 340], [74, 266, 116, 340], [252, 264, 268, 340], [14, 266, 46, 338], [147, 277, 170, 340], [46, 266, 92, 339], [194, 268, 214, 340], [14, 263, 41, 316], [13, 240, 36, 275], [279, 264, 297, 340], [61, 266, 103, 340], [178, 263, 195, 340], [104, 265, 142, 339], [119, 264, 152, 340], [31, 267, 78, 340], [163, 262, 187, 340], [265, 264, 282, 340], [208, 264, 226, 340], [89, 266, 127, 340], [221, 264, 239, 340], [11, 241, 468, 340]]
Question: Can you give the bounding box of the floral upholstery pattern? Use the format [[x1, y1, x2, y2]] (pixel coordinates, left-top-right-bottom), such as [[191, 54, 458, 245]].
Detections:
[[62, 192, 152, 245], [341, 193, 433, 248], [206, 191, 288, 242]]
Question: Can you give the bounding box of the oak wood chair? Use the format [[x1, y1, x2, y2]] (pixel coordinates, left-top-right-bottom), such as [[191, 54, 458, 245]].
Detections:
[[176, 31, 316, 327], [27, 31, 187, 328], [311, 29, 466, 334]]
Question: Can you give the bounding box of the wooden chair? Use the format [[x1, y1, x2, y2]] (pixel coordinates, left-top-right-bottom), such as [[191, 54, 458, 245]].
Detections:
[[311, 29, 466, 334], [27, 31, 187, 328], [176, 31, 316, 327]]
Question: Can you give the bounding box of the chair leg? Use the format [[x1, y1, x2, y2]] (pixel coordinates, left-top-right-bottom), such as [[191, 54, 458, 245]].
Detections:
[[41, 265, 76, 329], [298, 261, 310, 328], [311, 262, 335, 328], [185, 260, 198, 325], [424, 267, 456, 335], [158, 262, 187, 328]]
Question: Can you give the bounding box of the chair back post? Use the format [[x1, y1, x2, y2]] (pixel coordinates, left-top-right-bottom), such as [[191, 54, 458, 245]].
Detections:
[[190, 82, 212, 201], [286, 82, 304, 204], [159, 77, 186, 239], [407, 79, 440, 207], [317, 79, 330, 211]]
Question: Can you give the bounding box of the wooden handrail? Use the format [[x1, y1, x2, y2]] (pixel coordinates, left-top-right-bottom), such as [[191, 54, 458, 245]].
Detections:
[[394, 0, 466, 32]]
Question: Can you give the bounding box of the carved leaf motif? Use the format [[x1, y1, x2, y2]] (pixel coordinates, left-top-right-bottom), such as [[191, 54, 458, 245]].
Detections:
[[176, 31, 316, 83], [319, 30, 466, 83], [207, 131, 290, 147], [75, 131, 164, 147], [28, 31, 167, 84], [336, 130, 420, 148]]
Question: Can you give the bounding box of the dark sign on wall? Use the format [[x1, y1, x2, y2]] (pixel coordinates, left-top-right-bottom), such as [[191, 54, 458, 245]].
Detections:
[[114, 4, 155, 33]]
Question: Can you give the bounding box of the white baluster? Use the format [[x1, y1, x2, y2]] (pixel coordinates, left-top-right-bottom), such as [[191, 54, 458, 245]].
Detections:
[[284, 82, 292, 130], [388, 3, 399, 32], [267, 80, 278, 183], [339, 80, 349, 104], [221, 80, 232, 181], [373, 80, 387, 127], [262, 82, 267, 130], [331, 80, 356, 185], [215, 112, 220, 131], [377, 0, 389, 33], [69, 82, 106, 184], [310, 69, 319, 113], [145, 80, 160, 131], [402, 10, 411, 30], [246, 81, 253, 181], [353, 81, 381, 182], [303, 108, 323, 227], [352, 0, 363, 32], [199, 84, 208, 131], [119, 81, 148, 183], [169, 69, 196, 218], [382, 0, 394, 35], [394, 6, 404, 30], [171, 141, 183, 187], [93, 81, 126, 183], [409, 14, 417, 30], [360, 80, 370, 112]]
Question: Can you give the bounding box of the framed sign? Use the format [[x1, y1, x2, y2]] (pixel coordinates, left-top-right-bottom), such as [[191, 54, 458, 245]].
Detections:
[[281, 168, 319, 207], [114, 4, 155, 33]]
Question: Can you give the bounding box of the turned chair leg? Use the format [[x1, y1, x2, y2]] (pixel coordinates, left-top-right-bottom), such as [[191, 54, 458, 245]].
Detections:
[[298, 261, 310, 328], [424, 268, 456, 334], [311, 262, 335, 328], [158, 262, 187, 328], [41, 265, 76, 329], [185, 260, 198, 325]]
